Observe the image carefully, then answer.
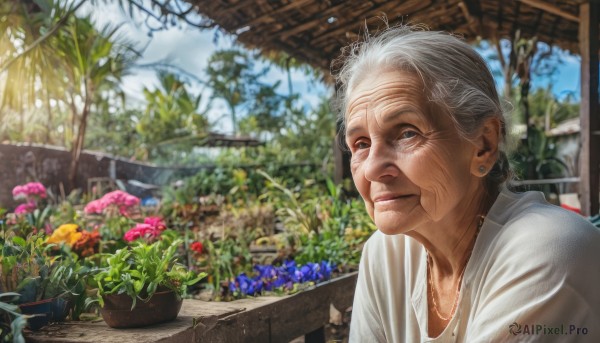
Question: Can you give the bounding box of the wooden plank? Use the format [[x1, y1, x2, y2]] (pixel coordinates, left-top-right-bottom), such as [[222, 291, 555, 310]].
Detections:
[[311, 0, 433, 45], [518, 0, 579, 23], [195, 272, 358, 342], [24, 273, 358, 343], [458, 1, 482, 35], [276, 0, 369, 41], [579, 1, 600, 216], [234, 0, 313, 30]]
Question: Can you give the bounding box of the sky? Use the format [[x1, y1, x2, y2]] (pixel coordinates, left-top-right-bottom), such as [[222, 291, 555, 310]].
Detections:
[[76, 1, 582, 134], [77, 1, 328, 135]]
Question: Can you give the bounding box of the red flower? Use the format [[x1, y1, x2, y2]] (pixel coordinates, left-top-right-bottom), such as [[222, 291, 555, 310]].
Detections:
[[190, 241, 203, 254]]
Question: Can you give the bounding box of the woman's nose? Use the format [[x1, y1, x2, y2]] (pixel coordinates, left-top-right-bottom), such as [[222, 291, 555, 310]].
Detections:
[[363, 142, 400, 182]]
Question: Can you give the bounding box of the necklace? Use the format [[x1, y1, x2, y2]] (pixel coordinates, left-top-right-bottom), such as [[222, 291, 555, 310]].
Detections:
[[427, 215, 485, 322]]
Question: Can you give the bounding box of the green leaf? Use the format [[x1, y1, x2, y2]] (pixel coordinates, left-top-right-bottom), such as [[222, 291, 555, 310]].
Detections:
[[12, 236, 26, 247]]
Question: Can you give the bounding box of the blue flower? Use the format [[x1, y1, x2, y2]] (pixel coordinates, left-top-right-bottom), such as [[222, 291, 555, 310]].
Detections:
[[227, 260, 336, 297]]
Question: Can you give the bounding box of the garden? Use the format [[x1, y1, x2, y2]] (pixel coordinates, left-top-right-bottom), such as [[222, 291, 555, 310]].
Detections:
[[0, 168, 375, 342], [2, 0, 599, 342]]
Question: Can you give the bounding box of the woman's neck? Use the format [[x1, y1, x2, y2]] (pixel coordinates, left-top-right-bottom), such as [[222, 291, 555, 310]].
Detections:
[[408, 186, 497, 279]]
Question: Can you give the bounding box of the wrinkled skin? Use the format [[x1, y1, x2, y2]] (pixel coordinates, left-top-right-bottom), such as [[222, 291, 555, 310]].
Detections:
[[345, 70, 485, 236]]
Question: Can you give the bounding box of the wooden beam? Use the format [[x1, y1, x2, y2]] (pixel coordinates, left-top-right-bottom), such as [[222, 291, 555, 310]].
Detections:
[[579, 1, 599, 216], [234, 0, 312, 31], [518, 0, 579, 23], [277, 0, 367, 41], [459, 0, 483, 35], [458, 1, 482, 35], [311, 0, 432, 45]]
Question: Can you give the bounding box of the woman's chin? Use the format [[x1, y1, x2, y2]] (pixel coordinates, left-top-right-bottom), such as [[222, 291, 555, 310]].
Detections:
[[373, 209, 426, 236], [374, 216, 413, 236]]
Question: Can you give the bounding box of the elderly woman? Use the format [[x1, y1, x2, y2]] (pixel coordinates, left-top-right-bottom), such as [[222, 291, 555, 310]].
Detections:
[[335, 26, 600, 342]]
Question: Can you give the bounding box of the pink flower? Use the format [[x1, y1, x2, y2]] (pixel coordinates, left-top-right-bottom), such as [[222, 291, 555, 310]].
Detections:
[[123, 216, 167, 242], [12, 185, 24, 198], [84, 199, 105, 214], [123, 223, 161, 242], [12, 182, 47, 200], [83, 190, 140, 216], [143, 216, 166, 231], [14, 201, 36, 215]]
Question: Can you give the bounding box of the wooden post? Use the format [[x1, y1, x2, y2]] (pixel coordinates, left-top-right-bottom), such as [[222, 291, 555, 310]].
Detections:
[[579, 1, 599, 216]]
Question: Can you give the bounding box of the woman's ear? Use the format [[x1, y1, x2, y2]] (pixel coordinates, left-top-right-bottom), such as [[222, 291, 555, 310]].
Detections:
[[471, 117, 501, 177]]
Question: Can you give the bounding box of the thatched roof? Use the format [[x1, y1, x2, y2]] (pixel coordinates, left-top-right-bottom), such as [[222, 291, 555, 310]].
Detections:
[[189, 0, 587, 73]]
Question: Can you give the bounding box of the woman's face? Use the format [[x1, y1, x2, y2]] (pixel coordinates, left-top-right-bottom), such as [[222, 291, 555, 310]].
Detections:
[[345, 70, 479, 235]]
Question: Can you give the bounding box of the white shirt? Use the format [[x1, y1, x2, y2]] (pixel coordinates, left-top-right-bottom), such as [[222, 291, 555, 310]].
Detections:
[[349, 188, 600, 342]]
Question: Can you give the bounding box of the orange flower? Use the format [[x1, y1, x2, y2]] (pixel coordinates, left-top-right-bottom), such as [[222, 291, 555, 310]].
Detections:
[[72, 230, 101, 257]]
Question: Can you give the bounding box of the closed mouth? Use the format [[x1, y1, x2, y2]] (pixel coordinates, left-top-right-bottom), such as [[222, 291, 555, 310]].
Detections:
[[373, 194, 414, 203]]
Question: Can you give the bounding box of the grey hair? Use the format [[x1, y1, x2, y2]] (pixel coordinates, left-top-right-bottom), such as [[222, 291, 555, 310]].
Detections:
[[333, 24, 511, 192]]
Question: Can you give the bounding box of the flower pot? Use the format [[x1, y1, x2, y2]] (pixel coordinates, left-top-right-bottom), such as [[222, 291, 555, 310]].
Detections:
[[99, 290, 183, 328], [50, 297, 70, 322], [19, 298, 53, 330]]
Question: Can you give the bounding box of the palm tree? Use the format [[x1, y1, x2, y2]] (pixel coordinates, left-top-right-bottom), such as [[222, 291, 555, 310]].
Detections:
[[136, 71, 210, 162], [0, 0, 139, 189], [51, 14, 140, 187]]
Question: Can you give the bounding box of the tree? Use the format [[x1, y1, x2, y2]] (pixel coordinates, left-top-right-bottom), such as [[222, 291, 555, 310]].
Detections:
[[85, 107, 142, 158], [0, 0, 140, 189], [136, 72, 210, 163], [205, 49, 256, 135], [0, 0, 77, 144], [205, 49, 289, 136], [49, 12, 139, 187]]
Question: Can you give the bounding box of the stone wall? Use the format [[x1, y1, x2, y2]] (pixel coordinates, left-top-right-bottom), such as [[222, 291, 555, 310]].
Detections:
[[0, 144, 205, 209]]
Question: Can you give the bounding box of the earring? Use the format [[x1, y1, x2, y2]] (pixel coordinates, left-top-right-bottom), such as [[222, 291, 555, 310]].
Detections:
[[478, 165, 486, 174]]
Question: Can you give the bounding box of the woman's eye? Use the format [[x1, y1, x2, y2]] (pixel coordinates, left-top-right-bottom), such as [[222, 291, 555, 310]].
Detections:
[[400, 130, 418, 139], [355, 141, 370, 149]]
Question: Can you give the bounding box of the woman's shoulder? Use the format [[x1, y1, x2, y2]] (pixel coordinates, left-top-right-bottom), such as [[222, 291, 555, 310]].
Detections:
[[483, 189, 600, 272], [488, 188, 600, 245]]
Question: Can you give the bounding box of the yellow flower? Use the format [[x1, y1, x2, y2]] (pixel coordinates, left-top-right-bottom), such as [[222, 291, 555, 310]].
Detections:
[[47, 224, 82, 246]]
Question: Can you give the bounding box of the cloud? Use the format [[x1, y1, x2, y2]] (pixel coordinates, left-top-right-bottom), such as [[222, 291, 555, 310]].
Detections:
[[79, 0, 330, 133]]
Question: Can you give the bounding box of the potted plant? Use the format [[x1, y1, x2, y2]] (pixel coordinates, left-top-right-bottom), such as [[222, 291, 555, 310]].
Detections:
[[0, 232, 64, 330], [92, 239, 205, 328]]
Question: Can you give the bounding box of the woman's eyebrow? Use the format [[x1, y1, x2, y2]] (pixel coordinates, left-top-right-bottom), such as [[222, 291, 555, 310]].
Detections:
[[381, 109, 417, 124], [345, 109, 419, 137], [345, 125, 361, 138]]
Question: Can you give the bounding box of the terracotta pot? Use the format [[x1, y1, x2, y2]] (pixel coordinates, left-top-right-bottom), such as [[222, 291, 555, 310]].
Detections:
[[99, 290, 182, 329]]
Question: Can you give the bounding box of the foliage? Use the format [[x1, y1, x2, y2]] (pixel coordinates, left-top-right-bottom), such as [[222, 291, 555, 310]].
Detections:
[[136, 72, 211, 162], [260, 172, 375, 268], [0, 231, 59, 303], [203, 234, 254, 301], [510, 126, 569, 181], [0, 292, 26, 343], [511, 86, 579, 129], [85, 108, 143, 158], [92, 239, 205, 310], [48, 256, 97, 321], [0, 0, 140, 185], [161, 164, 326, 218], [206, 48, 290, 135]]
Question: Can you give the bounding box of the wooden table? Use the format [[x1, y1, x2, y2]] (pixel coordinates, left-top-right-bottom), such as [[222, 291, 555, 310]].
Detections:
[[25, 272, 357, 343]]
